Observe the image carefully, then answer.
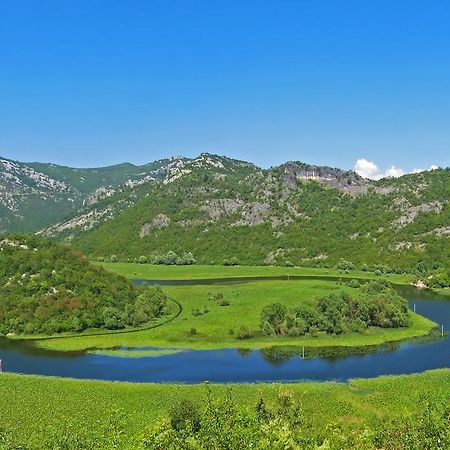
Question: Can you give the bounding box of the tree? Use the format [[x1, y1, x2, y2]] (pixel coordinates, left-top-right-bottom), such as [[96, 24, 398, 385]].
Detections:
[[260, 303, 287, 335]]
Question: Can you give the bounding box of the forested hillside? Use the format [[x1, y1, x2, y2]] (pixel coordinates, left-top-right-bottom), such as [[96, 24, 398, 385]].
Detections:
[[2, 153, 449, 271], [41, 154, 449, 271], [0, 235, 169, 335], [0, 155, 190, 232]]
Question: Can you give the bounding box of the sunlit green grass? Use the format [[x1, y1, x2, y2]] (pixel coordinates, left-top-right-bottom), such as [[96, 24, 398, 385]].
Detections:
[[93, 261, 413, 284], [35, 278, 435, 352], [0, 369, 448, 448]]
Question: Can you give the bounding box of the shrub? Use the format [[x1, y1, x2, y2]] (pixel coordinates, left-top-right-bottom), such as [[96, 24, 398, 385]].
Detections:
[[223, 257, 239, 266], [169, 399, 201, 432], [237, 326, 253, 339], [336, 258, 355, 271]]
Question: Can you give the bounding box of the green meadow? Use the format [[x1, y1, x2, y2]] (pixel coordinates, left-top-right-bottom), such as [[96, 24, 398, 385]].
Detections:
[[94, 261, 414, 283], [33, 272, 435, 353], [0, 369, 448, 449]]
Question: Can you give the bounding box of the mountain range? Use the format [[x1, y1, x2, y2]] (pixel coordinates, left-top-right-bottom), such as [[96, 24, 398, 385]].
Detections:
[[1, 153, 449, 269]]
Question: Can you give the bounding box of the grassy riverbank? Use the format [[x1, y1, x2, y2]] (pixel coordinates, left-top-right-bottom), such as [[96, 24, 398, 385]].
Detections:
[[94, 262, 414, 284], [33, 277, 435, 352], [0, 369, 448, 448], [437, 287, 450, 297]]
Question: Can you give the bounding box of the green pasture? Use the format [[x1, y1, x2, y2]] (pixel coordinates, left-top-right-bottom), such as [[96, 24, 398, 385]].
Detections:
[[0, 369, 448, 449], [34, 278, 435, 352], [94, 262, 413, 284]]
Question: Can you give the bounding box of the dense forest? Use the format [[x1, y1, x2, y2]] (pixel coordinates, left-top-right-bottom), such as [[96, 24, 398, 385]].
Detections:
[[0, 235, 169, 335]]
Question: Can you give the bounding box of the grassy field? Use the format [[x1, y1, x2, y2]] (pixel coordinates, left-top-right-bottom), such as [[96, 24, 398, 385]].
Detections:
[[34, 277, 436, 352], [94, 262, 414, 284], [437, 287, 450, 296], [0, 369, 448, 448]]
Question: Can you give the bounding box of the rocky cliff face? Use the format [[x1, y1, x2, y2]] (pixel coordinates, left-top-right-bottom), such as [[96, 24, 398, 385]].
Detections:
[[280, 162, 368, 195]]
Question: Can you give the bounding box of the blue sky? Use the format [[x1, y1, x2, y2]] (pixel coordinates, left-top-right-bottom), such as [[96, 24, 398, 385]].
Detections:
[[0, 0, 449, 174]]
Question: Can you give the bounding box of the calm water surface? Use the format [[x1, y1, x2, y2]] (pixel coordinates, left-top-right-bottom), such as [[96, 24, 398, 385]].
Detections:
[[0, 278, 448, 383]]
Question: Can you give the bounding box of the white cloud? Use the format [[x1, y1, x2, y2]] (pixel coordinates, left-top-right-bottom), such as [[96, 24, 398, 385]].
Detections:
[[354, 159, 438, 180], [384, 165, 404, 178], [354, 159, 380, 179]]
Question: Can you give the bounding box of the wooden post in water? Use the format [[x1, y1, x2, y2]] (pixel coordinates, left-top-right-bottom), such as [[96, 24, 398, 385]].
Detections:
[[442, 325, 444, 337], [302, 346, 305, 359], [413, 303, 416, 313], [0, 358, 2, 373]]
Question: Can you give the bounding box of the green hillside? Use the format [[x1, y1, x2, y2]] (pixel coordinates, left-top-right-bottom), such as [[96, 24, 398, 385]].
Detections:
[[0, 235, 170, 335], [42, 155, 449, 272], [0, 155, 189, 232]]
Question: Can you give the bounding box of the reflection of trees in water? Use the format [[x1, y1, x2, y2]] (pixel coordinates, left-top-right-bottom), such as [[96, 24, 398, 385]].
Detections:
[[260, 347, 296, 365], [236, 348, 253, 357], [258, 342, 405, 365], [0, 337, 84, 358]]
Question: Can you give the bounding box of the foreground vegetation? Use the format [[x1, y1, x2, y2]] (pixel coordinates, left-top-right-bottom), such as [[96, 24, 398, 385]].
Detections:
[[0, 369, 448, 449]]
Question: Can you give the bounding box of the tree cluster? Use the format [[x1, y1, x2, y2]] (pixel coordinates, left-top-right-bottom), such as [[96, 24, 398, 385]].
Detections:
[[260, 281, 409, 337], [0, 235, 169, 335]]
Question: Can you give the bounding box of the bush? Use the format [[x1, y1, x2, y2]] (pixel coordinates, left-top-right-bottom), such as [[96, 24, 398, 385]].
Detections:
[[336, 258, 355, 271], [223, 257, 239, 266], [153, 251, 196, 265], [237, 326, 253, 339], [169, 399, 201, 432]]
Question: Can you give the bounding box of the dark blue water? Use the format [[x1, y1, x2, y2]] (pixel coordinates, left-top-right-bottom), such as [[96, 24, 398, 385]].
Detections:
[[0, 281, 448, 383], [132, 275, 371, 286]]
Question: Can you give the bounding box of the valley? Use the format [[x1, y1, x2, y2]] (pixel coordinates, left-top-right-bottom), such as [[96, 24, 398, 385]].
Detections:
[[1, 158, 449, 449]]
